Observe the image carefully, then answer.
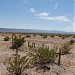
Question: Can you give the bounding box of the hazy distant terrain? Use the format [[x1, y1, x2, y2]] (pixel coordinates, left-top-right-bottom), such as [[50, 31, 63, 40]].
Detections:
[[0, 28, 75, 34]]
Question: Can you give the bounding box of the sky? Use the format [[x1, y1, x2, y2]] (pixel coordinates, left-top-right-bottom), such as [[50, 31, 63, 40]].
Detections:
[[0, 0, 75, 32]]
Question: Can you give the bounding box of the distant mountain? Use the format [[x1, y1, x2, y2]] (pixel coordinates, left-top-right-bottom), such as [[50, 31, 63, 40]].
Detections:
[[0, 28, 75, 34]]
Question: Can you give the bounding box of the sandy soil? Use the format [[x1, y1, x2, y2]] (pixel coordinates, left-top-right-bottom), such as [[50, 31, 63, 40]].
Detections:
[[0, 33, 75, 75]]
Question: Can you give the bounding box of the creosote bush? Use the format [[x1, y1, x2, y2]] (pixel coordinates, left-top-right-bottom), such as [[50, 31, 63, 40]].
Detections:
[[30, 46, 57, 64], [4, 36, 10, 41], [6, 55, 31, 75], [61, 43, 71, 54]]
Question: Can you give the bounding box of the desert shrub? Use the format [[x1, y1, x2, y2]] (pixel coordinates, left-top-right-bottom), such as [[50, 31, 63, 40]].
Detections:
[[50, 34, 55, 37], [73, 35, 75, 38], [58, 34, 62, 37], [26, 34, 31, 38], [61, 43, 71, 54], [39, 34, 43, 36], [6, 55, 31, 75], [30, 47, 57, 64], [12, 36, 25, 49], [4, 36, 10, 41], [61, 35, 65, 39], [43, 34, 48, 38], [69, 39, 75, 45], [33, 34, 37, 36]]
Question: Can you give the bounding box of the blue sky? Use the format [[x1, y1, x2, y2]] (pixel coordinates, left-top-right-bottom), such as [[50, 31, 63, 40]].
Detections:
[[0, 0, 74, 32]]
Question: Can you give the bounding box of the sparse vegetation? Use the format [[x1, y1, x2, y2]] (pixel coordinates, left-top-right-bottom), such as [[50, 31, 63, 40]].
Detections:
[[4, 36, 10, 41], [6, 55, 31, 75], [50, 34, 55, 37], [12, 36, 25, 49], [26, 34, 31, 38], [73, 35, 75, 38], [61, 43, 71, 54], [30, 46, 57, 65], [43, 34, 48, 38], [69, 39, 75, 45], [11, 36, 25, 55]]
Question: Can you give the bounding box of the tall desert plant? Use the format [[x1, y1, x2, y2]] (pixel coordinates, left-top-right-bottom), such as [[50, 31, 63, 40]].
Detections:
[[11, 36, 25, 54], [6, 55, 31, 75]]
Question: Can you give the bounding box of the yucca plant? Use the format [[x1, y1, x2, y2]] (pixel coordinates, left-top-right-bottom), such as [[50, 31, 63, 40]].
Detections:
[[6, 55, 31, 75]]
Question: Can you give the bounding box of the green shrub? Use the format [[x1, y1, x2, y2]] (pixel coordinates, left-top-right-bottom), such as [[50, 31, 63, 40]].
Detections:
[[12, 36, 25, 49], [6, 55, 31, 75], [4, 36, 10, 41], [30, 47, 57, 64], [69, 39, 75, 45], [61, 43, 71, 54]]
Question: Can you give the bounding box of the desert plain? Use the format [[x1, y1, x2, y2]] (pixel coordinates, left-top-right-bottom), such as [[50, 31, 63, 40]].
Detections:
[[0, 33, 75, 75]]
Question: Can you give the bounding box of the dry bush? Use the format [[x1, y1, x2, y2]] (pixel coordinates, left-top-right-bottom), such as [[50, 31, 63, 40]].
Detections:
[[4, 36, 10, 41]]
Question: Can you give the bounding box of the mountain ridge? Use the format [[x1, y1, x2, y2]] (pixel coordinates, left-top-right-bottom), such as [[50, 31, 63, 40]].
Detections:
[[0, 28, 75, 34]]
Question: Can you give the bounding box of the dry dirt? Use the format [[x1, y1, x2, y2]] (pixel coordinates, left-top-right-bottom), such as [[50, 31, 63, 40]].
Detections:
[[0, 33, 75, 75]]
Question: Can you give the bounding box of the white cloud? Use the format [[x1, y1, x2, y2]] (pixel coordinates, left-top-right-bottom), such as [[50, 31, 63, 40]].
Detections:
[[30, 8, 71, 22], [30, 8, 36, 13], [38, 12, 49, 17], [37, 14, 71, 22], [55, 3, 58, 9]]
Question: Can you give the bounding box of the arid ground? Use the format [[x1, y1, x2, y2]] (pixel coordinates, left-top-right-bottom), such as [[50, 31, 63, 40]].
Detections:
[[0, 33, 75, 75]]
